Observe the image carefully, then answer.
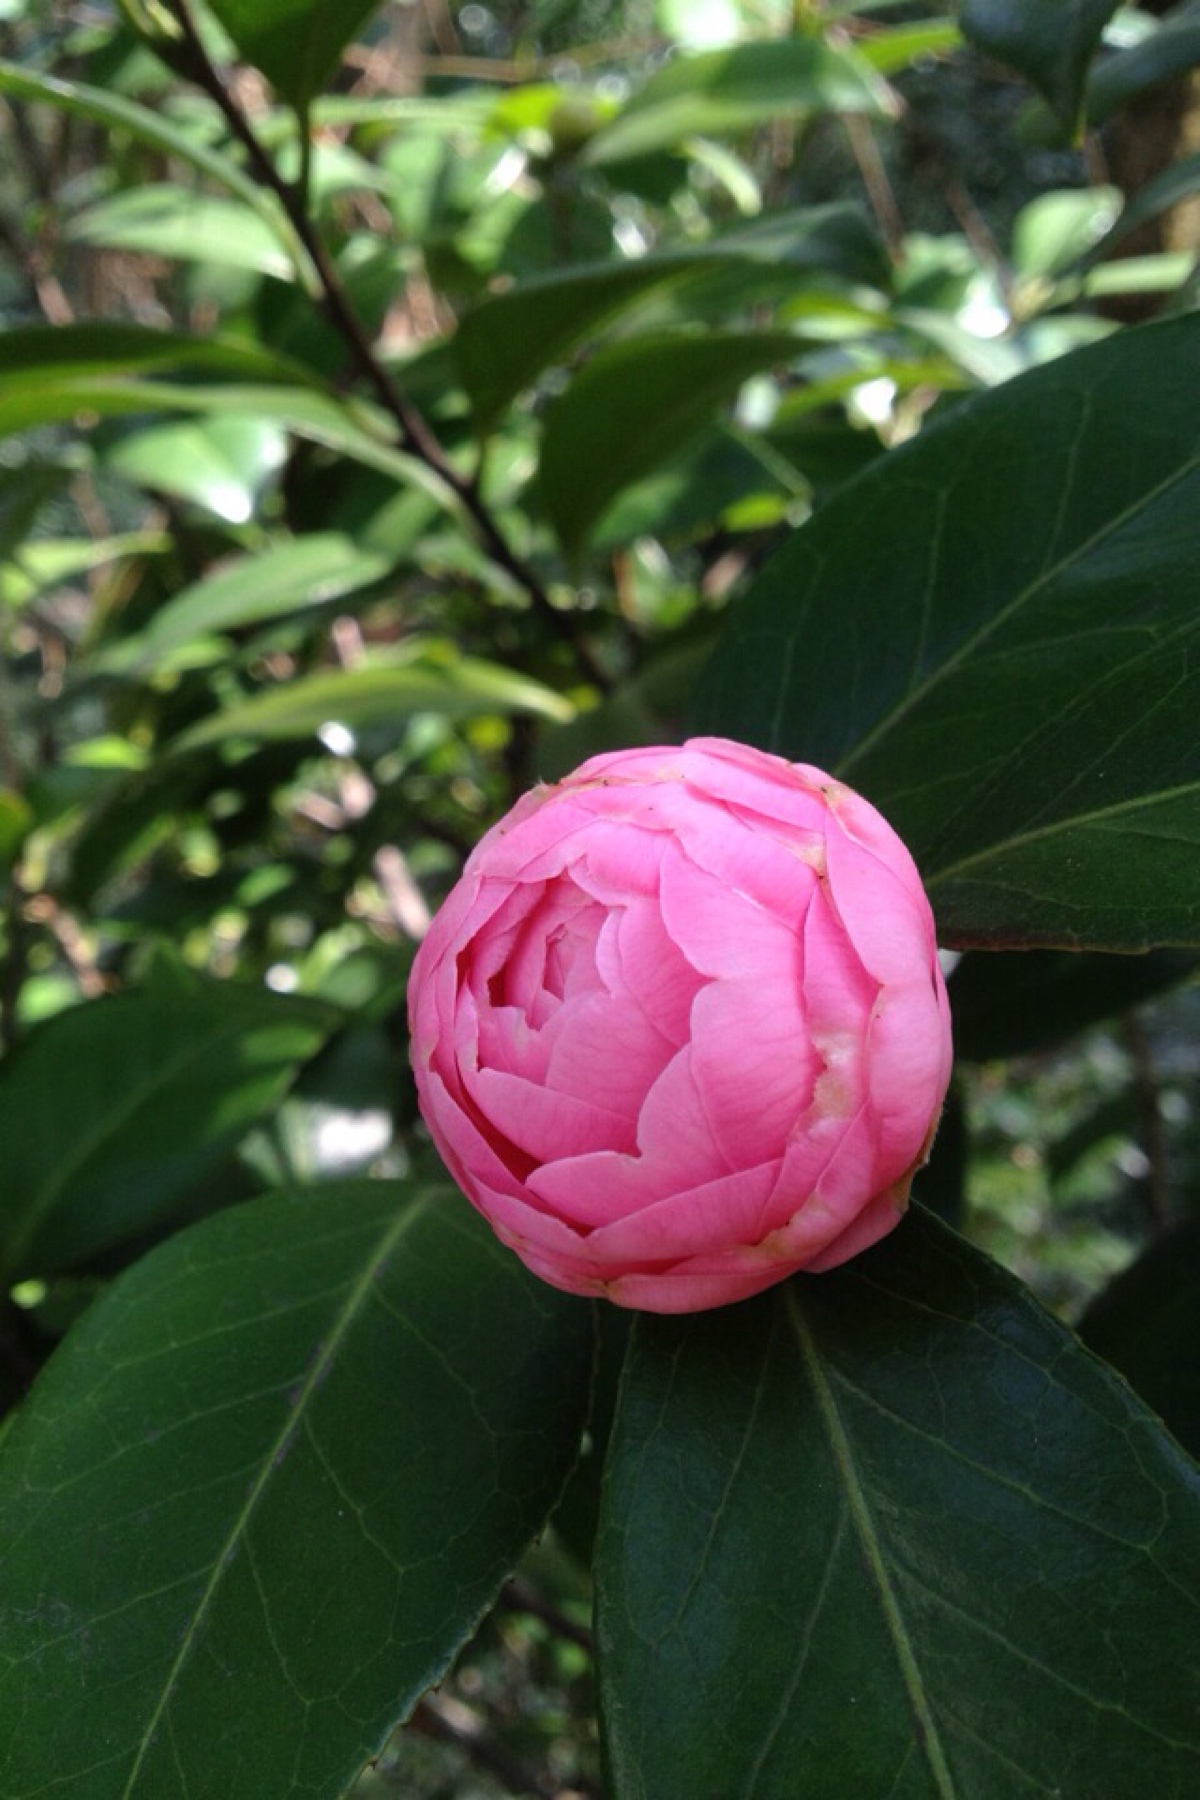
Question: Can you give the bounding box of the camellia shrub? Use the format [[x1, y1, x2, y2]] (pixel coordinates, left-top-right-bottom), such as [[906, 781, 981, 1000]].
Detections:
[[0, 2, 1197, 1796]]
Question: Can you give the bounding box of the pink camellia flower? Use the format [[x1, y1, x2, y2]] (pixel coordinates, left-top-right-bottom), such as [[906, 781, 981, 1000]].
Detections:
[[408, 737, 952, 1313]]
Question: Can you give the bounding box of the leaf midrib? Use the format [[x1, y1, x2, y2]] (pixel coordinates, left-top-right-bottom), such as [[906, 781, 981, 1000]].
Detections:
[[117, 1194, 430, 1800], [834, 433, 1200, 784], [785, 1287, 958, 1800]]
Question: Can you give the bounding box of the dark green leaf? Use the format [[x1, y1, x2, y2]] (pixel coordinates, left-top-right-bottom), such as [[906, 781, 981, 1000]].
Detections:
[[0, 982, 339, 1280], [0, 460, 70, 556], [1086, 10, 1200, 126], [596, 1206, 1200, 1799], [0, 1182, 595, 1799], [540, 330, 800, 562], [1080, 1219, 1200, 1459], [950, 950, 1198, 1062], [1086, 151, 1200, 263], [0, 320, 313, 386], [584, 38, 888, 165], [960, 0, 1120, 136], [172, 655, 575, 751], [206, 0, 383, 110], [454, 206, 885, 429], [694, 316, 1200, 951]]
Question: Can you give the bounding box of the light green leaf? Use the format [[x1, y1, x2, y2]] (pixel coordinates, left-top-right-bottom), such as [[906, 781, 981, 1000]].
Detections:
[[584, 37, 889, 165], [0, 1182, 595, 1799], [102, 416, 290, 523], [0, 982, 339, 1280], [596, 1206, 1200, 1799], [67, 185, 296, 278], [695, 315, 1200, 950], [172, 654, 575, 751], [540, 330, 801, 562], [1012, 185, 1122, 279]]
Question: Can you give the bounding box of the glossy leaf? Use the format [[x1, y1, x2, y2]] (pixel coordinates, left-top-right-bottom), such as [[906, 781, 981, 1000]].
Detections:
[[694, 316, 1200, 950], [0, 1182, 596, 1799], [173, 654, 575, 751], [0, 982, 339, 1280], [584, 37, 888, 165], [960, 0, 1120, 136], [950, 950, 1198, 1063], [454, 206, 886, 429], [102, 416, 290, 524], [540, 330, 800, 561], [596, 1206, 1200, 1799], [101, 533, 393, 672], [1080, 1220, 1200, 1460], [206, 0, 383, 110]]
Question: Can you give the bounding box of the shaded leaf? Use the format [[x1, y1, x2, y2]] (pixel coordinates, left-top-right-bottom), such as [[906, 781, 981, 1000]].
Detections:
[[695, 316, 1200, 950], [0, 1182, 595, 1799], [960, 0, 1120, 136], [0, 982, 339, 1280], [1087, 149, 1200, 263], [207, 0, 383, 110], [950, 950, 1198, 1062], [540, 330, 800, 561], [0, 460, 70, 556], [1086, 9, 1200, 126], [596, 1206, 1200, 1799], [584, 37, 888, 165], [0, 320, 312, 388], [1080, 1219, 1200, 1459]]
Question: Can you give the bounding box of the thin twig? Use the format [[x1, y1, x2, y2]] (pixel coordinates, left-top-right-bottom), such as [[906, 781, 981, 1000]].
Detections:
[[168, 0, 608, 689], [1124, 1016, 1170, 1235]]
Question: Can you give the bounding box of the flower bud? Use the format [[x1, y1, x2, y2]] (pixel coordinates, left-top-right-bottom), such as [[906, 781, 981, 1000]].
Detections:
[[408, 737, 951, 1312]]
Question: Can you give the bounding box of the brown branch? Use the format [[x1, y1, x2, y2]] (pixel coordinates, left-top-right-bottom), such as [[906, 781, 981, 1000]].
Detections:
[[168, 0, 608, 690]]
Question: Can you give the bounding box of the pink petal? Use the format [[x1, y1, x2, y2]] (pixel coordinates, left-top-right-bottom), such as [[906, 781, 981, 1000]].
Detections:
[[688, 976, 815, 1168], [588, 1161, 779, 1264], [467, 1063, 636, 1161], [658, 843, 800, 982]]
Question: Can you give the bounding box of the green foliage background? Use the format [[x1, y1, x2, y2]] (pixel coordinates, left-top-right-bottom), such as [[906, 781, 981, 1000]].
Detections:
[[0, 2, 1198, 1794]]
